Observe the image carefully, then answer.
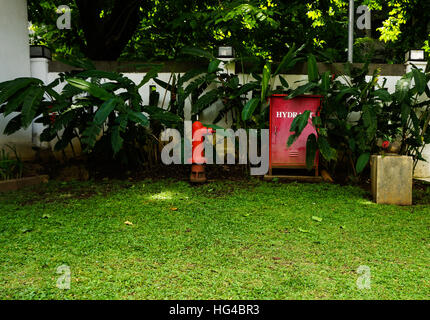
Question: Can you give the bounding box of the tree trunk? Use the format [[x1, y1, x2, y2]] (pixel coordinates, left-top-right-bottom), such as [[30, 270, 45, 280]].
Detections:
[[76, 0, 143, 60]]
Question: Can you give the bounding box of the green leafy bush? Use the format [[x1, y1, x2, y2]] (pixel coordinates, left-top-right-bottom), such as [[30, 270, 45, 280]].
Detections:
[[240, 44, 305, 126], [378, 66, 430, 170], [0, 59, 182, 168], [287, 56, 430, 181], [159, 47, 263, 130]]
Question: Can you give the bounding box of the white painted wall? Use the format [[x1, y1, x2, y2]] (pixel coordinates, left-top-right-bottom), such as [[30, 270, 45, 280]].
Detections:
[[0, 0, 32, 159], [0, 0, 30, 82]]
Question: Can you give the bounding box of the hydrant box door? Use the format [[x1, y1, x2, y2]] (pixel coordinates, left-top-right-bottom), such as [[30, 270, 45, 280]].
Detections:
[[270, 95, 321, 168]]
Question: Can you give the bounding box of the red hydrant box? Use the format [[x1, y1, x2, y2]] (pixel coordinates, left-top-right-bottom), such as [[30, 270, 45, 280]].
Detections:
[[269, 94, 322, 175]]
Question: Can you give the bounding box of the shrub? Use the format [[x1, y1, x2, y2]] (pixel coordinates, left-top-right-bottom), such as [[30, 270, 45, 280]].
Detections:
[[287, 56, 430, 181], [0, 59, 182, 168]]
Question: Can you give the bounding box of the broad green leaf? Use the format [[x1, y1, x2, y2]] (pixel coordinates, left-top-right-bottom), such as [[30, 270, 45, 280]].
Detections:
[[111, 126, 123, 154], [251, 73, 262, 81], [144, 106, 182, 124], [128, 111, 149, 127], [287, 111, 311, 148], [94, 98, 117, 125], [45, 86, 61, 101], [0, 80, 11, 91], [115, 114, 128, 131], [306, 133, 318, 170], [401, 102, 411, 126], [335, 87, 359, 104], [412, 68, 426, 95], [21, 87, 45, 128], [285, 82, 318, 100], [178, 68, 207, 87], [208, 60, 222, 73], [362, 104, 377, 137], [317, 136, 336, 161], [410, 110, 420, 137], [307, 54, 319, 83], [184, 75, 209, 99], [242, 97, 260, 121], [153, 78, 173, 91], [261, 63, 271, 103], [137, 64, 163, 89], [312, 115, 322, 127], [279, 76, 289, 89], [287, 134, 298, 148], [348, 138, 356, 152], [52, 110, 77, 131], [3, 114, 22, 135], [274, 44, 304, 75], [226, 76, 240, 89], [290, 110, 311, 133], [274, 44, 296, 76], [356, 152, 370, 174], [192, 89, 220, 115], [3, 87, 32, 116], [0, 78, 42, 105], [82, 122, 102, 149], [233, 82, 259, 98], [66, 78, 113, 101], [54, 126, 75, 151], [321, 71, 331, 93], [40, 127, 57, 142], [371, 89, 391, 102]]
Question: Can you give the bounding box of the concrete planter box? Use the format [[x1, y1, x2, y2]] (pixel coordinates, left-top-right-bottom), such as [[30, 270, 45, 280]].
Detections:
[[0, 175, 49, 193], [370, 155, 412, 205]]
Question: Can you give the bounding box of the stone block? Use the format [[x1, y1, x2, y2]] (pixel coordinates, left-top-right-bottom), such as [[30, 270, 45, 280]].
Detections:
[[371, 155, 412, 205]]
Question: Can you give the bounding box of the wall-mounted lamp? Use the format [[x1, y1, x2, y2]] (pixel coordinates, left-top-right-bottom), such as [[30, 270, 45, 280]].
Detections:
[[30, 45, 52, 60], [405, 49, 426, 62], [217, 46, 235, 59]]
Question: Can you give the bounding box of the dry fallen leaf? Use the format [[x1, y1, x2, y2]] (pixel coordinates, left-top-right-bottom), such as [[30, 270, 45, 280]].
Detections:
[[312, 216, 323, 222], [170, 208, 178, 211], [124, 221, 133, 226]]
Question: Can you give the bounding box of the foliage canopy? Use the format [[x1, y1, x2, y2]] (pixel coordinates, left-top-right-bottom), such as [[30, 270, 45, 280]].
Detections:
[[28, 0, 430, 63]]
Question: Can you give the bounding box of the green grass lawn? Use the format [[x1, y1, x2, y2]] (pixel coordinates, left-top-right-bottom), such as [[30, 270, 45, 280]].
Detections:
[[0, 178, 429, 300]]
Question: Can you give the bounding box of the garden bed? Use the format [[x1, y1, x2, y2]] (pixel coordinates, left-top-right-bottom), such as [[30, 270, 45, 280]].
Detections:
[[0, 175, 49, 193]]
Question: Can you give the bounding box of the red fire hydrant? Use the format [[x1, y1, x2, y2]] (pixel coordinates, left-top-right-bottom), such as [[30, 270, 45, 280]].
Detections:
[[190, 121, 213, 183]]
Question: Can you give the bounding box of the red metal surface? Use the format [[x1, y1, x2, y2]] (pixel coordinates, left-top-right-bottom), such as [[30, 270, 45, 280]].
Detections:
[[269, 94, 322, 170]]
